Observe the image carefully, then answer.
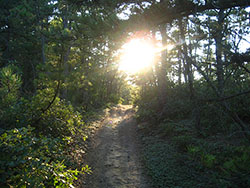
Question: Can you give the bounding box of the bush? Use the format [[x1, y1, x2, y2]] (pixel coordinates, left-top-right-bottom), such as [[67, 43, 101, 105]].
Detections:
[[0, 126, 91, 187], [0, 65, 23, 129], [158, 122, 176, 137], [172, 135, 194, 152], [31, 95, 84, 138], [0, 65, 22, 108]]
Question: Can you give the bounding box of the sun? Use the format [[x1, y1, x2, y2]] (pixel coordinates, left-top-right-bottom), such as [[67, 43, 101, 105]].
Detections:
[[119, 39, 156, 74]]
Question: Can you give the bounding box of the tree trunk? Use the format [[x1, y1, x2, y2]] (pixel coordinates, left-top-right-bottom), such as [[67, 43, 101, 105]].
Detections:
[[158, 24, 168, 106], [215, 9, 225, 96], [179, 18, 194, 99], [61, 4, 71, 99], [179, 18, 201, 133], [178, 30, 182, 85]]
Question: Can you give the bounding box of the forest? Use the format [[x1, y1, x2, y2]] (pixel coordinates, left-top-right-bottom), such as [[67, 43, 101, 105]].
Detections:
[[0, 0, 250, 187]]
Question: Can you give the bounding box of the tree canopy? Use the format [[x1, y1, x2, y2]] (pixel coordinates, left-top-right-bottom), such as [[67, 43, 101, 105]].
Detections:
[[0, 0, 250, 187]]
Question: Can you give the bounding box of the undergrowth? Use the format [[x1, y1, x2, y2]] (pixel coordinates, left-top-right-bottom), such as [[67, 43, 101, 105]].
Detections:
[[0, 65, 92, 187], [138, 122, 250, 188]]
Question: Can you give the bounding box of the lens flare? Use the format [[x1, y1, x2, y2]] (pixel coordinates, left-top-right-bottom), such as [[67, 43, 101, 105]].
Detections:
[[119, 39, 156, 74]]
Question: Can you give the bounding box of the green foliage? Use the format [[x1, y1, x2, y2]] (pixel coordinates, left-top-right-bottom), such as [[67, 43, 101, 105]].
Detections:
[[1, 0, 249, 187], [135, 85, 193, 123], [186, 142, 250, 186], [172, 135, 194, 152], [158, 120, 192, 138], [0, 1, 129, 187], [141, 124, 250, 188], [31, 93, 84, 138], [220, 146, 250, 186], [0, 127, 91, 187], [0, 73, 85, 140], [0, 65, 90, 187], [0, 65, 22, 108], [201, 154, 216, 168], [158, 122, 176, 137], [141, 135, 214, 188], [0, 65, 24, 129]]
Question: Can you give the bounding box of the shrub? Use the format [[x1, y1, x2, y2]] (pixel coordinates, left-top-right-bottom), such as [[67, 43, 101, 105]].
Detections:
[[0, 126, 91, 187], [201, 154, 216, 168], [158, 122, 176, 137], [0, 65, 22, 108], [172, 135, 194, 152], [0, 65, 23, 129], [187, 145, 201, 157]]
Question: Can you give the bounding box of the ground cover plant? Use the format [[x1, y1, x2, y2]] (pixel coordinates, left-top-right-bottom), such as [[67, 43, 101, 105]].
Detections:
[[1, 0, 250, 187]]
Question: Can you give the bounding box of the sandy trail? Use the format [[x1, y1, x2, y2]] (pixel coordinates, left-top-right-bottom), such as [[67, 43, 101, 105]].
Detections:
[[82, 105, 149, 188]]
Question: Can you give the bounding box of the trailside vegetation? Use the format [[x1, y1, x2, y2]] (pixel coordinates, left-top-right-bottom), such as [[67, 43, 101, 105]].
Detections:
[[126, 1, 250, 187], [0, 0, 128, 187], [0, 0, 250, 187]]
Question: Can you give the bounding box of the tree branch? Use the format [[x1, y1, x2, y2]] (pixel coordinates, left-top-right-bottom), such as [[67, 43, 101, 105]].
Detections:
[[126, 0, 250, 30], [205, 89, 250, 103], [31, 80, 61, 126]]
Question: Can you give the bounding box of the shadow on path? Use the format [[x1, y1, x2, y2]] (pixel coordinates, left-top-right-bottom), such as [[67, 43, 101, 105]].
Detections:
[[82, 105, 149, 188]]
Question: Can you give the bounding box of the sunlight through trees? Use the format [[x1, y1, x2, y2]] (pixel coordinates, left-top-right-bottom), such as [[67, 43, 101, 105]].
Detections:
[[0, 0, 250, 187]]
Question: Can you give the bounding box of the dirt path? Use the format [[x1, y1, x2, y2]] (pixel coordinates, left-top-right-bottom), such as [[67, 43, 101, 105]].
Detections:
[[82, 105, 150, 188]]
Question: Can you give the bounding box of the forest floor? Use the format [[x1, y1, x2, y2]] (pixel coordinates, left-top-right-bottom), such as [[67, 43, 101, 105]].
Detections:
[[75, 105, 249, 188], [81, 105, 151, 188]]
